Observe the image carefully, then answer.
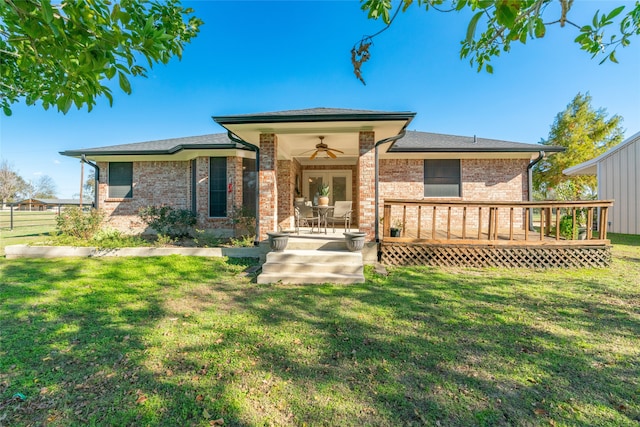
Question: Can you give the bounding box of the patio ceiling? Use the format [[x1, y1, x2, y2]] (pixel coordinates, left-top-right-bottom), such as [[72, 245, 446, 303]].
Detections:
[[213, 108, 416, 165]]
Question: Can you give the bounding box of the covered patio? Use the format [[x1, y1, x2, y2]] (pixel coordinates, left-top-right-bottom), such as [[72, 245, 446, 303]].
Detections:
[[213, 108, 416, 242]]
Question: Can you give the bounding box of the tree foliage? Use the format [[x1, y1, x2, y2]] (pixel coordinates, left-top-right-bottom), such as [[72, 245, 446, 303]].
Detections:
[[354, 0, 640, 83], [28, 174, 58, 199], [533, 92, 624, 200], [0, 0, 203, 115], [83, 170, 96, 201], [0, 159, 29, 205]]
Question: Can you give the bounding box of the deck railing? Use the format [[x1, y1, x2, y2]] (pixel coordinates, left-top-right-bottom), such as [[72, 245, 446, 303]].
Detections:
[[382, 199, 613, 246]]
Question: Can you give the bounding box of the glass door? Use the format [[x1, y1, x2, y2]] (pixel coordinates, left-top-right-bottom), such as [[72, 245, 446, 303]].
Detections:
[[303, 171, 352, 205]]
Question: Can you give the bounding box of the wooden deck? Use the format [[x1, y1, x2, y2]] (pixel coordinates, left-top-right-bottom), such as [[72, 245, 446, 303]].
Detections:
[[380, 199, 613, 268]]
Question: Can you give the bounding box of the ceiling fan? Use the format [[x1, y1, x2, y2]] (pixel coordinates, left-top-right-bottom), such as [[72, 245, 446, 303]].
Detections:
[[304, 136, 344, 160]]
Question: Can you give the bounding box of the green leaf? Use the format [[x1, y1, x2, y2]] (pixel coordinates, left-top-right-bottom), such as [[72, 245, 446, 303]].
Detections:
[[118, 71, 132, 94], [609, 50, 618, 63], [3, 105, 12, 116], [466, 12, 483, 43], [606, 5, 625, 20], [105, 66, 116, 80], [486, 63, 493, 74], [41, 1, 54, 23], [534, 19, 546, 38]]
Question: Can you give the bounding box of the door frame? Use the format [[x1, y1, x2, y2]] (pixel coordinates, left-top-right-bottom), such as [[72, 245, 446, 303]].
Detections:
[[302, 170, 353, 205]]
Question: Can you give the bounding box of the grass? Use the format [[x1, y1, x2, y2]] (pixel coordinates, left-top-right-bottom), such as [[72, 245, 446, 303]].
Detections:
[[0, 236, 638, 426], [0, 210, 57, 256]]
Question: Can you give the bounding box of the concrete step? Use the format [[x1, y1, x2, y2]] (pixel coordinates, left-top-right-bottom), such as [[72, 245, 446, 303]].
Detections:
[[261, 262, 363, 275], [286, 240, 348, 251], [257, 272, 365, 285], [265, 250, 362, 264], [257, 249, 365, 284]]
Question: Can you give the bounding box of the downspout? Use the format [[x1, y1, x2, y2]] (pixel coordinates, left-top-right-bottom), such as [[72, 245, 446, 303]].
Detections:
[[81, 155, 100, 209], [227, 131, 260, 245], [527, 151, 545, 231], [374, 129, 409, 243]]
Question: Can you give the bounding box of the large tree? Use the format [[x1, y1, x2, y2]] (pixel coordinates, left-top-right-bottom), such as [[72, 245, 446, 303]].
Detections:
[[29, 174, 57, 198], [0, 159, 29, 206], [0, 0, 202, 115], [533, 92, 624, 200], [354, 0, 640, 83]]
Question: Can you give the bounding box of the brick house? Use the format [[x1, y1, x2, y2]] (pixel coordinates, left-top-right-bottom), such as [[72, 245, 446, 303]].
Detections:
[[61, 108, 563, 242]]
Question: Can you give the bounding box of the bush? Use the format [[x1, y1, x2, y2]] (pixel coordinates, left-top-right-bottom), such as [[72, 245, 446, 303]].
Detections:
[[56, 207, 105, 239], [138, 206, 196, 238], [558, 215, 574, 239], [230, 205, 256, 238]]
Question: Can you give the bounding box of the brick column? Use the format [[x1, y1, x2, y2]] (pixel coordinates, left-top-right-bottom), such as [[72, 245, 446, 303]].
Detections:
[[277, 159, 294, 230], [358, 131, 376, 241], [259, 133, 278, 240]]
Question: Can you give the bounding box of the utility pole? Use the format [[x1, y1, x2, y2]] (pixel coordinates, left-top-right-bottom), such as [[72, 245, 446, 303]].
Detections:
[[79, 159, 84, 209]]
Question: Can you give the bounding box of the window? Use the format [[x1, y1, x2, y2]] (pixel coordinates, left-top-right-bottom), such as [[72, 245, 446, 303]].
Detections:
[[209, 157, 227, 217], [242, 157, 256, 217], [108, 162, 133, 198], [191, 159, 197, 213], [424, 159, 461, 198]]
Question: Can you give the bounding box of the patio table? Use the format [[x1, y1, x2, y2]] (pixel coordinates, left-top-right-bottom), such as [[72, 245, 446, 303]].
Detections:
[[313, 205, 333, 235]]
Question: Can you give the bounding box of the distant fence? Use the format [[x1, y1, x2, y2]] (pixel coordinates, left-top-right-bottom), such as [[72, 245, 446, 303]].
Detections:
[[0, 209, 57, 231]]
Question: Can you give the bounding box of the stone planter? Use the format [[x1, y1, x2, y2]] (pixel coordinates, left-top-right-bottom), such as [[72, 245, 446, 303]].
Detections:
[[267, 232, 290, 252], [344, 232, 366, 252], [390, 228, 401, 237], [578, 227, 587, 240], [318, 196, 329, 206]]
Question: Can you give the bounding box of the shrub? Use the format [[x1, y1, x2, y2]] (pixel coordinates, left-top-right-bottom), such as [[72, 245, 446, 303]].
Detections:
[[230, 205, 256, 238], [230, 234, 255, 247], [559, 215, 573, 239], [138, 206, 196, 238], [193, 229, 225, 248], [56, 207, 105, 239]]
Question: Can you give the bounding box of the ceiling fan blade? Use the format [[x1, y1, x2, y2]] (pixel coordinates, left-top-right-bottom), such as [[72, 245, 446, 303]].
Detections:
[[310, 150, 319, 160], [330, 148, 344, 154], [327, 150, 337, 159]]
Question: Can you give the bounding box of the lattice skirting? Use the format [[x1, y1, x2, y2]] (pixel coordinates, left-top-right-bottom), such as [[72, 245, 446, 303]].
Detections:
[[380, 243, 612, 268]]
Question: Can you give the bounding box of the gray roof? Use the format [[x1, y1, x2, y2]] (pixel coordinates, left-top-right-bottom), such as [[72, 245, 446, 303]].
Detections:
[[213, 107, 416, 125], [61, 133, 243, 157], [390, 131, 564, 153], [60, 129, 564, 158]]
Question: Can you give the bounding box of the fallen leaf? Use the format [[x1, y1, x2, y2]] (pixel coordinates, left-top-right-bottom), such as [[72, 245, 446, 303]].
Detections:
[[203, 408, 211, 419], [196, 394, 204, 402], [135, 395, 148, 404], [533, 408, 548, 416], [210, 418, 224, 425]]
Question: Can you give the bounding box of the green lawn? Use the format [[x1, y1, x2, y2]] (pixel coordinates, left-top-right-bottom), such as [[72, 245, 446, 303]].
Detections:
[[0, 235, 638, 426], [0, 210, 56, 255]]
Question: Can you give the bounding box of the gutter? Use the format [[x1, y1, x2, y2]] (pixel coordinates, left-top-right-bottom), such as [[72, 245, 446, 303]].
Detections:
[[81, 155, 100, 209], [374, 130, 409, 243], [527, 151, 545, 230], [226, 132, 260, 246]]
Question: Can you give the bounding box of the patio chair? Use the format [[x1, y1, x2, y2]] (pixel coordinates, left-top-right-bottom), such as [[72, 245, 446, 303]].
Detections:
[[327, 200, 352, 232], [294, 203, 319, 234]]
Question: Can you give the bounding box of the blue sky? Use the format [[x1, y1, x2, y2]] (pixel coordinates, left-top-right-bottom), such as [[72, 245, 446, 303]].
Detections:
[[1, 0, 639, 198]]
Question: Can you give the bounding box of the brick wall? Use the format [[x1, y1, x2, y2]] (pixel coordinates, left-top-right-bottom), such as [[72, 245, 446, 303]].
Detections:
[[97, 160, 190, 233], [358, 131, 376, 240], [97, 158, 239, 235], [259, 134, 277, 240], [379, 158, 530, 233], [277, 159, 293, 230]]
